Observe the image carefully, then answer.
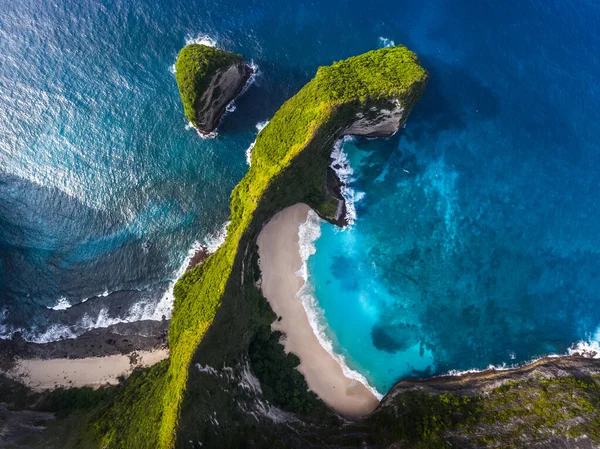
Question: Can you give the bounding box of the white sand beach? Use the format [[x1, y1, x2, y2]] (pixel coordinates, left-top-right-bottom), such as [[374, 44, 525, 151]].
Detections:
[[257, 203, 379, 418], [6, 348, 168, 391]]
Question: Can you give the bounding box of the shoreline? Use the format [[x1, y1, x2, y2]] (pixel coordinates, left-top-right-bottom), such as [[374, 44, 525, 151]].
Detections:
[[3, 348, 168, 392], [257, 203, 379, 418]]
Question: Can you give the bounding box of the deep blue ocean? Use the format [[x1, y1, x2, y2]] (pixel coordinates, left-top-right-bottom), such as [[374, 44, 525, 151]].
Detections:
[[1, 0, 599, 393]]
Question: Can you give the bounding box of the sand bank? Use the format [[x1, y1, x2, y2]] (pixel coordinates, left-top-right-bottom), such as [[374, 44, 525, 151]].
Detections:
[[5, 348, 168, 391], [257, 203, 378, 418]]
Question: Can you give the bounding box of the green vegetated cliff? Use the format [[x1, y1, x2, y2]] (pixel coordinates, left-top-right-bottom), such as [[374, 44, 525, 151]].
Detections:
[[96, 45, 429, 449], [4, 45, 600, 449], [175, 44, 252, 133]]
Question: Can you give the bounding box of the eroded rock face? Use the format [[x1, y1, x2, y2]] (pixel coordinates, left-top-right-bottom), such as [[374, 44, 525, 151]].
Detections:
[[345, 100, 406, 137], [193, 61, 252, 134]]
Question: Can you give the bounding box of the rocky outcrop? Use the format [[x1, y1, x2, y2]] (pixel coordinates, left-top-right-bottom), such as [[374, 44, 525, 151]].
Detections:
[[346, 100, 406, 137], [175, 44, 252, 134]]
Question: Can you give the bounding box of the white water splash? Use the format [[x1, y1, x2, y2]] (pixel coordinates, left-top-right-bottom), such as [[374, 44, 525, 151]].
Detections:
[[0, 219, 231, 342], [203, 220, 230, 253], [295, 209, 383, 400], [185, 121, 218, 139], [330, 137, 365, 225], [378, 37, 396, 48], [568, 327, 600, 358], [185, 33, 217, 47], [183, 60, 260, 138], [171, 34, 217, 75], [47, 297, 71, 311], [245, 120, 270, 166], [441, 336, 600, 378], [148, 220, 229, 321]]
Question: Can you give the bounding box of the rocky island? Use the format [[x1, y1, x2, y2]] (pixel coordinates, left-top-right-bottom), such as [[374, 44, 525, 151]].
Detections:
[[2, 45, 600, 449], [175, 44, 253, 134]]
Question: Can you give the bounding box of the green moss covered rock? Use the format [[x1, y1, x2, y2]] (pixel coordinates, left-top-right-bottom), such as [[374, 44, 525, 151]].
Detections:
[[175, 44, 252, 133]]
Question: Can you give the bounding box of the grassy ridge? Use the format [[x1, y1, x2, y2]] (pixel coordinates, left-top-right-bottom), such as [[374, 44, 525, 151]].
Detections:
[[175, 44, 244, 126], [96, 46, 427, 448]]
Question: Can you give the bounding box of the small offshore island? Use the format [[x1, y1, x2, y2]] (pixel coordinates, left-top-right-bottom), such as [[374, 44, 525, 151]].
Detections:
[[175, 44, 253, 134], [2, 45, 600, 449]]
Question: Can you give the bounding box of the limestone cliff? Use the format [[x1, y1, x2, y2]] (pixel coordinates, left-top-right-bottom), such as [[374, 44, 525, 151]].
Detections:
[[175, 44, 252, 134]]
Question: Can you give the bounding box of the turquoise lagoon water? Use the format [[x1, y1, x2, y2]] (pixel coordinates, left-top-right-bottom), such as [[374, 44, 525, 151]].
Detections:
[[1, 0, 600, 393]]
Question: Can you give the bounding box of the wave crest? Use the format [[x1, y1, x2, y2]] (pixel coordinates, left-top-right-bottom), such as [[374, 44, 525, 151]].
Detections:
[[330, 137, 365, 225]]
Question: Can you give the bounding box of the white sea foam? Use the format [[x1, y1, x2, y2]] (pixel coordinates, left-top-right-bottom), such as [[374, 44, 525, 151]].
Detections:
[[173, 32, 259, 137], [186, 121, 218, 139], [378, 37, 396, 48], [185, 33, 217, 47], [47, 297, 71, 311], [220, 60, 261, 127], [330, 137, 365, 225], [144, 220, 230, 320], [568, 327, 600, 358], [245, 120, 270, 166], [3, 308, 136, 344], [171, 33, 217, 75], [444, 363, 513, 377], [240, 60, 260, 96], [441, 346, 599, 378], [0, 221, 232, 343], [203, 220, 230, 253], [295, 209, 383, 400]]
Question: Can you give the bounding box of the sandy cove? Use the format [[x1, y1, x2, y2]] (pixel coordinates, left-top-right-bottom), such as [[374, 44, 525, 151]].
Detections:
[[5, 348, 168, 392], [257, 203, 379, 418]]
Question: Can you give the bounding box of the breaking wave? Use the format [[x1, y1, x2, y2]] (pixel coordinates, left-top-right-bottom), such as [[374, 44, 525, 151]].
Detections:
[[245, 120, 270, 166], [443, 327, 600, 377], [185, 33, 217, 47], [330, 137, 365, 225], [378, 37, 395, 48]]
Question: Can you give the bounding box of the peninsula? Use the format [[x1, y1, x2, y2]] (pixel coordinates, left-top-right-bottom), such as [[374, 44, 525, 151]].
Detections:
[[2, 46, 599, 449]]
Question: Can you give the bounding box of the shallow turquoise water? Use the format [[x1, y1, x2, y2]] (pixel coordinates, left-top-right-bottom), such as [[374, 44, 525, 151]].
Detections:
[[307, 108, 600, 393]]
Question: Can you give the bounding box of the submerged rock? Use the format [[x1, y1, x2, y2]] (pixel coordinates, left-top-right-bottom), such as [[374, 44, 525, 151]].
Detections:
[[175, 44, 252, 134]]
